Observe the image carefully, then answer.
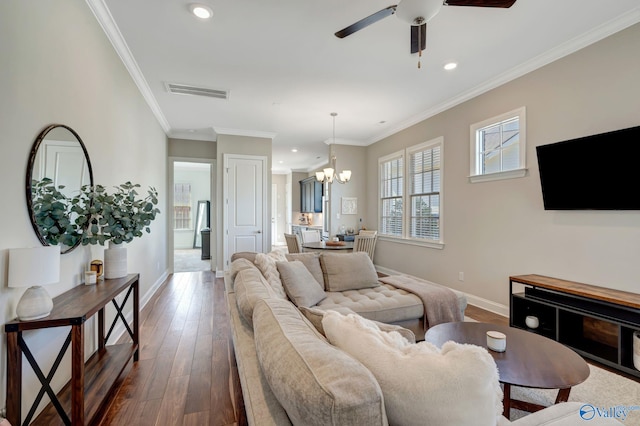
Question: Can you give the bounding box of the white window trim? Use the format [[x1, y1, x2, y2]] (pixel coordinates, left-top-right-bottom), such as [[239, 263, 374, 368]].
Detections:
[[378, 137, 445, 250], [469, 106, 527, 183]]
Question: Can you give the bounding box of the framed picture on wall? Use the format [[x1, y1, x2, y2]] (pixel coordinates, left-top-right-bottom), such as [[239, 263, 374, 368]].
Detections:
[[341, 197, 357, 215]]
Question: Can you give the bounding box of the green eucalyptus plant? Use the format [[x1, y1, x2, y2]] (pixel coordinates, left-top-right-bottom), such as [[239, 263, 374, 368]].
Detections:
[[73, 182, 160, 245], [30, 179, 160, 247], [31, 178, 81, 247]]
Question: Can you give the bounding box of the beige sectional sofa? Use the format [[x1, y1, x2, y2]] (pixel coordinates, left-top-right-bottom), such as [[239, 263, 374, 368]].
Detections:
[[225, 251, 622, 426]]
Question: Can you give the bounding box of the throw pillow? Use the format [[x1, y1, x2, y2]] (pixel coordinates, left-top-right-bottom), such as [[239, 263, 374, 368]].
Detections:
[[299, 306, 416, 343], [252, 298, 387, 426], [276, 261, 327, 308], [322, 311, 503, 426], [285, 252, 324, 287], [320, 252, 379, 292], [234, 268, 277, 327], [254, 251, 288, 299]]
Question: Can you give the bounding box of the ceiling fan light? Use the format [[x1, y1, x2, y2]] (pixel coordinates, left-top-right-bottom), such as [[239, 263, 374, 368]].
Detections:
[[396, 0, 442, 25]]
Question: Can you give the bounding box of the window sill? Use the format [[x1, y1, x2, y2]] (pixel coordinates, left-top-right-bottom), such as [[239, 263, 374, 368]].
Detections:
[[468, 168, 527, 183], [378, 235, 444, 250]]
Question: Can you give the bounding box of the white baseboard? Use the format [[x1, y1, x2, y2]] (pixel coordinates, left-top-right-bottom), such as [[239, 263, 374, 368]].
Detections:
[[374, 265, 509, 318], [464, 294, 509, 318], [111, 269, 169, 343]]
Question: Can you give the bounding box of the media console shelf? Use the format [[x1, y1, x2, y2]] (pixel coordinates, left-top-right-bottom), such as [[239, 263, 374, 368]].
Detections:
[[510, 274, 640, 379], [5, 273, 139, 426]]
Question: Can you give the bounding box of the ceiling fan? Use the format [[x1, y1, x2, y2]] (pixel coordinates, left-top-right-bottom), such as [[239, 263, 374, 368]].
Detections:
[[335, 0, 517, 67]]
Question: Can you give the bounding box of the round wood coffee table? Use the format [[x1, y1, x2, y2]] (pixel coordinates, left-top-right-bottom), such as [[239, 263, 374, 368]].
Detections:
[[424, 322, 590, 419]]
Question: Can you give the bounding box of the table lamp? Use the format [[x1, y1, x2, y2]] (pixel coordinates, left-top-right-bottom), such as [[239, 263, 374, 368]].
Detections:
[[9, 246, 60, 321]]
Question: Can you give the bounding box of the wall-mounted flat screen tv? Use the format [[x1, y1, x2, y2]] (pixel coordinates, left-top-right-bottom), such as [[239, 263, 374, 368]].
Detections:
[[536, 125, 640, 210]]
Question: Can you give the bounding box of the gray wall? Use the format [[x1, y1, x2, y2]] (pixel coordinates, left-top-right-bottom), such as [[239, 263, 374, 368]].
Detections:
[[366, 23, 640, 313], [0, 0, 168, 415], [323, 145, 368, 236], [168, 138, 216, 159]]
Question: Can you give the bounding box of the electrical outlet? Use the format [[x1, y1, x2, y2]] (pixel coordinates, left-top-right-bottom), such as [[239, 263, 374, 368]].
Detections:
[[458, 272, 464, 281]]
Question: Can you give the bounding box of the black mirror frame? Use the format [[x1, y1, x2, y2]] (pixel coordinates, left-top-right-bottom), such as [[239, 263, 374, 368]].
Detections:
[[26, 124, 94, 254]]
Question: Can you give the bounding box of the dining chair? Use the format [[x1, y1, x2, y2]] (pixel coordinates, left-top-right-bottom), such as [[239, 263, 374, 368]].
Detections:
[[359, 230, 378, 237], [284, 233, 302, 254], [301, 229, 321, 243], [353, 234, 377, 260]]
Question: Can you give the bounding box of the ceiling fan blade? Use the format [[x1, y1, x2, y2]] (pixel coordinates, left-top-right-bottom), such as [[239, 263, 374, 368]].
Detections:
[[410, 23, 427, 54], [444, 0, 516, 7], [335, 5, 397, 38]]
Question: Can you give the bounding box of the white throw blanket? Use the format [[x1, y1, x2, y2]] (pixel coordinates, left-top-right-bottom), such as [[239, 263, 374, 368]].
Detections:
[[378, 274, 462, 328]]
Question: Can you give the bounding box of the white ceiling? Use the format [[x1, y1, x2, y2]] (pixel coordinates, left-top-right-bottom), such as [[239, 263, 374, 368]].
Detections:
[[92, 0, 640, 173]]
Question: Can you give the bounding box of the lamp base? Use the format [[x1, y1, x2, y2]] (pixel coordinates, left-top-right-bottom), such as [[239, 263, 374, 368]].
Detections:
[[16, 286, 53, 321]]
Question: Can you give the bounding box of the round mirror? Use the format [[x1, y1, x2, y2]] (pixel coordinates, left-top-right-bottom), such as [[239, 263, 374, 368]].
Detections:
[[26, 124, 93, 254]]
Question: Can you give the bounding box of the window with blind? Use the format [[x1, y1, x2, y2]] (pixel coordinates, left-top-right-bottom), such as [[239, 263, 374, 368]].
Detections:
[[174, 183, 192, 229], [379, 137, 444, 248], [380, 154, 404, 236], [409, 143, 440, 241], [470, 107, 527, 183]]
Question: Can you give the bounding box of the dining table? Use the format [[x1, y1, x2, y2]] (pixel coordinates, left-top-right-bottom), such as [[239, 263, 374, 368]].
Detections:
[[302, 241, 354, 252]]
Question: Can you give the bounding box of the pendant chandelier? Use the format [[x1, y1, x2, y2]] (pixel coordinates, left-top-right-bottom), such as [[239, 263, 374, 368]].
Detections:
[[315, 113, 352, 184]]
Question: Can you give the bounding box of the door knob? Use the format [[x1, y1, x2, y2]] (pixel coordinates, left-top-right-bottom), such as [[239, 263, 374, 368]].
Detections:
[[256, 230, 262, 234]]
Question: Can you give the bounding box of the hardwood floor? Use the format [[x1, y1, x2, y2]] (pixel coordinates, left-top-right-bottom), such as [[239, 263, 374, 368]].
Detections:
[[95, 271, 537, 425], [98, 271, 242, 426]]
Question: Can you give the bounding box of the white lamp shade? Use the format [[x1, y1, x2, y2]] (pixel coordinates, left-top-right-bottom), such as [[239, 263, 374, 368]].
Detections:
[[316, 171, 325, 182], [9, 246, 61, 288], [341, 170, 352, 181], [9, 246, 60, 320], [396, 0, 442, 24]]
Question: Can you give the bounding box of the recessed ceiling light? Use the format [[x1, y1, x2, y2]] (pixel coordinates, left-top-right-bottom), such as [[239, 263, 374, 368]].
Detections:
[[189, 3, 213, 19], [291, 148, 298, 153], [279, 161, 284, 164], [444, 62, 458, 71]]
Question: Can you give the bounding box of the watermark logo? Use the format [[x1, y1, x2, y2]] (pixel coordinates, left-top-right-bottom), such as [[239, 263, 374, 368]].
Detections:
[[580, 404, 640, 421]]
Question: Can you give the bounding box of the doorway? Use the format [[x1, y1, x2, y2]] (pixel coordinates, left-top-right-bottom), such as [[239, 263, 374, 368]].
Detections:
[[171, 160, 213, 272]]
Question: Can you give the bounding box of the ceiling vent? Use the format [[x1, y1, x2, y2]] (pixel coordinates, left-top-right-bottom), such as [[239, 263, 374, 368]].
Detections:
[[165, 82, 228, 100]]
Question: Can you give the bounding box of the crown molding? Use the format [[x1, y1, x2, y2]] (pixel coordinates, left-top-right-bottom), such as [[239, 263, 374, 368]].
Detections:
[[367, 7, 640, 145], [85, 0, 171, 133], [213, 127, 277, 140]]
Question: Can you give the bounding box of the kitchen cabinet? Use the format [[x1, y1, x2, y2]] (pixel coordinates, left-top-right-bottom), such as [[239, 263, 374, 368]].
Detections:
[[300, 177, 322, 213]]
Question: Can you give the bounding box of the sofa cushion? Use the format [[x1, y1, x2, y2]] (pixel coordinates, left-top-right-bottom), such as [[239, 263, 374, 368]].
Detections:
[[320, 252, 379, 291], [255, 251, 288, 298], [229, 257, 259, 289], [253, 298, 387, 426], [276, 261, 326, 308], [285, 252, 324, 287], [316, 284, 424, 323], [299, 306, 416, 343], [322, 311, 503, 426], [235, 268, 277, 327]]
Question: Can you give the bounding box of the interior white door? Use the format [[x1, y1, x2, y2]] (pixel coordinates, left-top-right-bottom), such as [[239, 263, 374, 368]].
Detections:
[[225, 155, 266, 269]]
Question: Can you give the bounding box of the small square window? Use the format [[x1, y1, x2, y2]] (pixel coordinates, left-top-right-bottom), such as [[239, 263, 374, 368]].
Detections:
[[470, 107, 527, 183]]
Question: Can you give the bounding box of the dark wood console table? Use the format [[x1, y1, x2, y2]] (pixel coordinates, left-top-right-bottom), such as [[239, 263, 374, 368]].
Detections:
[[510, 274, 640, 379], [5, 273, 140, 426]]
